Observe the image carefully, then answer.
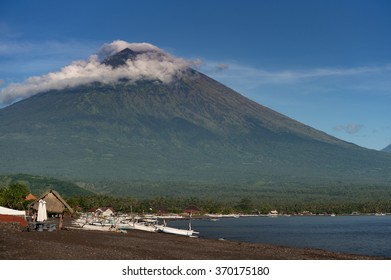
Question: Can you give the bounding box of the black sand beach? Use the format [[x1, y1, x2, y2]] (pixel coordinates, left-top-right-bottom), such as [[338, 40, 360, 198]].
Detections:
[[0, 219, 381, 260]]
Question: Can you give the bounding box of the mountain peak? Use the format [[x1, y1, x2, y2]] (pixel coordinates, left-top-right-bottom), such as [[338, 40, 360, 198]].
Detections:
[[0, 41, 188, 105], [102, 48, 137, 67], [102, 46, 169, 68], [97, 41, 164, 61]]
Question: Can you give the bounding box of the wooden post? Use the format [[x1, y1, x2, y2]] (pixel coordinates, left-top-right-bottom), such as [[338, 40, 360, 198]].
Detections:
[[59, 212, 63, 230]]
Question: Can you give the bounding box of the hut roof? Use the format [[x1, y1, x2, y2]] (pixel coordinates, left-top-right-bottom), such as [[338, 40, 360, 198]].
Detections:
[[25, 193, 37, 201], [29, 189, 74, 214], [98, 207, 114, 212], [88, 207, 98, 213]]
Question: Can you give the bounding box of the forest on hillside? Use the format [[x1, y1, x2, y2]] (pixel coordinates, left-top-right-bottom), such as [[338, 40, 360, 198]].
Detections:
[[63, 191, 391, 215], [2, 176, 391, 215]]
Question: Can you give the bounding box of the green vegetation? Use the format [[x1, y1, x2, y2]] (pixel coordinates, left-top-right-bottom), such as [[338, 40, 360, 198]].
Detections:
[[0, 174, 93, 197], [55, 178, 391, 214], [67, 177, 391, 214], [66, 186, 391, 215], [1, 174, 390, 214], [0, 183, 30, 210]]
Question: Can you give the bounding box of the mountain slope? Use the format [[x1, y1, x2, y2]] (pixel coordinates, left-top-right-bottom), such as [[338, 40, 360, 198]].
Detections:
[[1, 48, 391, 184], [0, 174, 93, 197], [382, 144, 391, 153]]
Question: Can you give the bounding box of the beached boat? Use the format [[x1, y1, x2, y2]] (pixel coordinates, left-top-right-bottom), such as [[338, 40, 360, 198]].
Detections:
[[124, 221, 157, 232], [80, 223, 116, 231], [156, 213, 199, 237], [117, 217, 158, 232], [72, 214, 118, 231], [156, 225, 199, 237], [72, 212, 199, 236]]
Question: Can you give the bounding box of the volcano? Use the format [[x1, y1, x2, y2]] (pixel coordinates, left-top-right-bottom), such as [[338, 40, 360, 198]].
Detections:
[[1, 42, 391, 186], [383, 144, 391, 153]]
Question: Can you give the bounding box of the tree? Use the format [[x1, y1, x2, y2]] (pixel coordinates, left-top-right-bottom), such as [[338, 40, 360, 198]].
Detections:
[[0, 183, 30, 209], [235, 197, 253, 213]]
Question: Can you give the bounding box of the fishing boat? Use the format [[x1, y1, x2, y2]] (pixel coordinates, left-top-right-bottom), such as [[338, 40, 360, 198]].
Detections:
[[71, 212, 119, 231], [80, 223, 116, 231], [128, 221, 158, 232], [156, 225, 199, 237], [156, 211, 199, 237], [117, 216, 158, 232]]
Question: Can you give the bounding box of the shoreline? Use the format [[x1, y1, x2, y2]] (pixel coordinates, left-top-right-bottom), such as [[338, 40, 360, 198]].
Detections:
[[0, 224, 382, 260]]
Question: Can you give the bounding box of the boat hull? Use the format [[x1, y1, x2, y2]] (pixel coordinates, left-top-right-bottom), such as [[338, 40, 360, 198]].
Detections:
[[118, 222, 157, 232], [157, 226, 199, 237]]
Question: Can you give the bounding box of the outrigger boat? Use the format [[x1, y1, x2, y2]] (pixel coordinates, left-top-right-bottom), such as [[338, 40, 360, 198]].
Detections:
[[156, 225, 199, 237], [72, 211, 200, 236], [79, 223, 116, 231], [72, 214, 117, 231], [156, 212, 199, 237], [117, 217, 158, 232]]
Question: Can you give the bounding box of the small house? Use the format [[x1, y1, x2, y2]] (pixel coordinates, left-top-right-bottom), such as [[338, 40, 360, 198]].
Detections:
[[96, 207, 115, 217]]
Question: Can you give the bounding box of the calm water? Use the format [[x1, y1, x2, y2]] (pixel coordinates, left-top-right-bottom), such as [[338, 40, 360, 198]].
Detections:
[[168, 216, 391, 258]]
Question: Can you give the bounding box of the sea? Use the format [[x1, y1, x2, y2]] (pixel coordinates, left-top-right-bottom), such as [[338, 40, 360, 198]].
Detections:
[[168, 215, 391, 258]]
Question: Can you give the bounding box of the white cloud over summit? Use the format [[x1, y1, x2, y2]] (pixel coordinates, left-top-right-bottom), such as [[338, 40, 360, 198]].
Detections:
[[97, 41, 161, 59], [0, 40, 188, 105]]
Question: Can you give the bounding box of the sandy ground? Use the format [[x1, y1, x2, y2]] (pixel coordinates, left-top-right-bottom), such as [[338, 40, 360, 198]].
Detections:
[[0, 218, 381, 260]]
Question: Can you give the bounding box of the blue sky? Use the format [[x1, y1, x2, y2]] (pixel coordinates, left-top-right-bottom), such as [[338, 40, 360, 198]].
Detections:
[[0, 0, 390, 150]]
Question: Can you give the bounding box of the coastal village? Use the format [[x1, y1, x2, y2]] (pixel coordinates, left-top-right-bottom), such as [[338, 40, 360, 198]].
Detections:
[[1, 188, 244, 236], [1, 188, 385, 235], [0, 189, 198, 236], [0, 188, 388, 260]]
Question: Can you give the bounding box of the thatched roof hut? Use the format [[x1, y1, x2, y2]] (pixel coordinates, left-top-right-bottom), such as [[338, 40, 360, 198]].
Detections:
[[29, 189, 74, 229]]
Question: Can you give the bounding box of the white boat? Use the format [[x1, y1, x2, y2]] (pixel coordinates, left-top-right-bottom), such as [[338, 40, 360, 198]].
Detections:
[[71, 217, 115, 231], [156, 213, 199, 237], [80, 223, 116, 231], [72, 214, 117, 231], [156, 225, 199, 237], [128, 221, 158, 232], [117, 216, 158, 232]]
